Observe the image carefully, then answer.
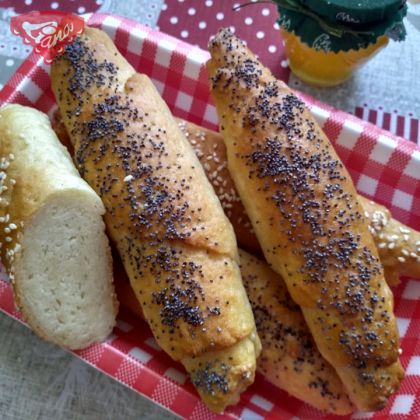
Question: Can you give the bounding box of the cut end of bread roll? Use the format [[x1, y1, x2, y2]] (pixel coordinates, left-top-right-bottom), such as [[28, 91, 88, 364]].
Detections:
[[14, 192, 116, 349], [0, 104, 118, 350]]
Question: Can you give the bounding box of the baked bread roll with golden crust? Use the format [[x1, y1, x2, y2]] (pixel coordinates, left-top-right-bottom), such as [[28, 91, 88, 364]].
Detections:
[[177, 120, 420, 285], [0, 104, 117, 349], [52, 106, 415, 413], [239, 249, 354, 414], [52, 110, 420, 284], [176, 119, 259, 255], [115, 249, 354, 414], [208, 29, 403, 411], [52, 107, 352, 414], [51, 27, 260, 412], [52, 97, 404, 413], [363, 198, 420, 285]]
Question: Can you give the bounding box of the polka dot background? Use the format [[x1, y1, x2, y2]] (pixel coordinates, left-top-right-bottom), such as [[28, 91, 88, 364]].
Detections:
[[157, 0, 290, 81], [1, 0, 163, 25], [0, 58, 20, 90], [2, 0, 102, 14]]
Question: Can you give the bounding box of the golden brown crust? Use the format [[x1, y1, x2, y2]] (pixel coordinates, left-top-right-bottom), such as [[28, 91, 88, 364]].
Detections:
[[208, 29, 403, 411], [51, 107, 74, 155], [52, 108, 414, 410], [114, 270, 258, 412], [177, 119, 260, 255], [183, 330, 259, 412], [114, 267, 258, 412], [0, 104, 117, 349], [51, 27, 260, 412], [361, 197, 420, 285], [176, 119, 420, 284], [239, 249, 354, 414], [115, 250, 354, 414], [52, 111, 420, 285]]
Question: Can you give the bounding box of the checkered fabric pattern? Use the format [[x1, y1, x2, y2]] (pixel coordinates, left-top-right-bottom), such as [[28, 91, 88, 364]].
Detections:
[[0, 13, 419, 420]]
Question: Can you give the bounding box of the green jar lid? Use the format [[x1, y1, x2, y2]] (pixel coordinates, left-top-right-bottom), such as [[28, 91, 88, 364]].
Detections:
[[275, 0, 407, 52], [300, 0, 406, 26]]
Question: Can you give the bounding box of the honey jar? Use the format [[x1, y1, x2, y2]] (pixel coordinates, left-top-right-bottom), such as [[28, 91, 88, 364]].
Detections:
[[275, 0, 407, 86]]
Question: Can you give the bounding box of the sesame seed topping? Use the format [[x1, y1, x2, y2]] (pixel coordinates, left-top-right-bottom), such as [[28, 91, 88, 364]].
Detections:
[[0, 159, 10, 170]]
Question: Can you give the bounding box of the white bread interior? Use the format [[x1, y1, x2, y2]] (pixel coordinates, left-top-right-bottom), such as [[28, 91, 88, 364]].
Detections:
[[0, 104, 117, 349]]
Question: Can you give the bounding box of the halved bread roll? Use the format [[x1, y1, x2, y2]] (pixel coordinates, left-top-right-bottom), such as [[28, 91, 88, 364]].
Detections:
[[0, 104, 117, 349]]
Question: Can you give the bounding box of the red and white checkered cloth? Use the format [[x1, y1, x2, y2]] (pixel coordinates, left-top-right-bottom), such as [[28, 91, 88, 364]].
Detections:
[[0, 13, 419, 420]]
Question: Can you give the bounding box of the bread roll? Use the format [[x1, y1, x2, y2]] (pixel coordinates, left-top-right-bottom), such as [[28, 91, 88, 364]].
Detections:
[[177, 119, 260, 255], [239, 249, 354, 414], [208, 29, 403, 411], [51, 27, 260, 412], [363, 198, 420, 285], [53, 111, 420, 284], [0, 104, 117, 349], [114, 249, 354, 414], [53, 111, 407, 414], [177, 120, 420, 285]]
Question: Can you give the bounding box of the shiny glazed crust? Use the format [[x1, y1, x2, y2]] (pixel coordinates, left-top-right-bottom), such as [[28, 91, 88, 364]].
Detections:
[[53, 110, 416, 412]]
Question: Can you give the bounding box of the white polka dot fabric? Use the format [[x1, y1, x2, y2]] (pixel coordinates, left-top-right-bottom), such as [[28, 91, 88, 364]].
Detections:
[[157, 0, 291, 81]]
